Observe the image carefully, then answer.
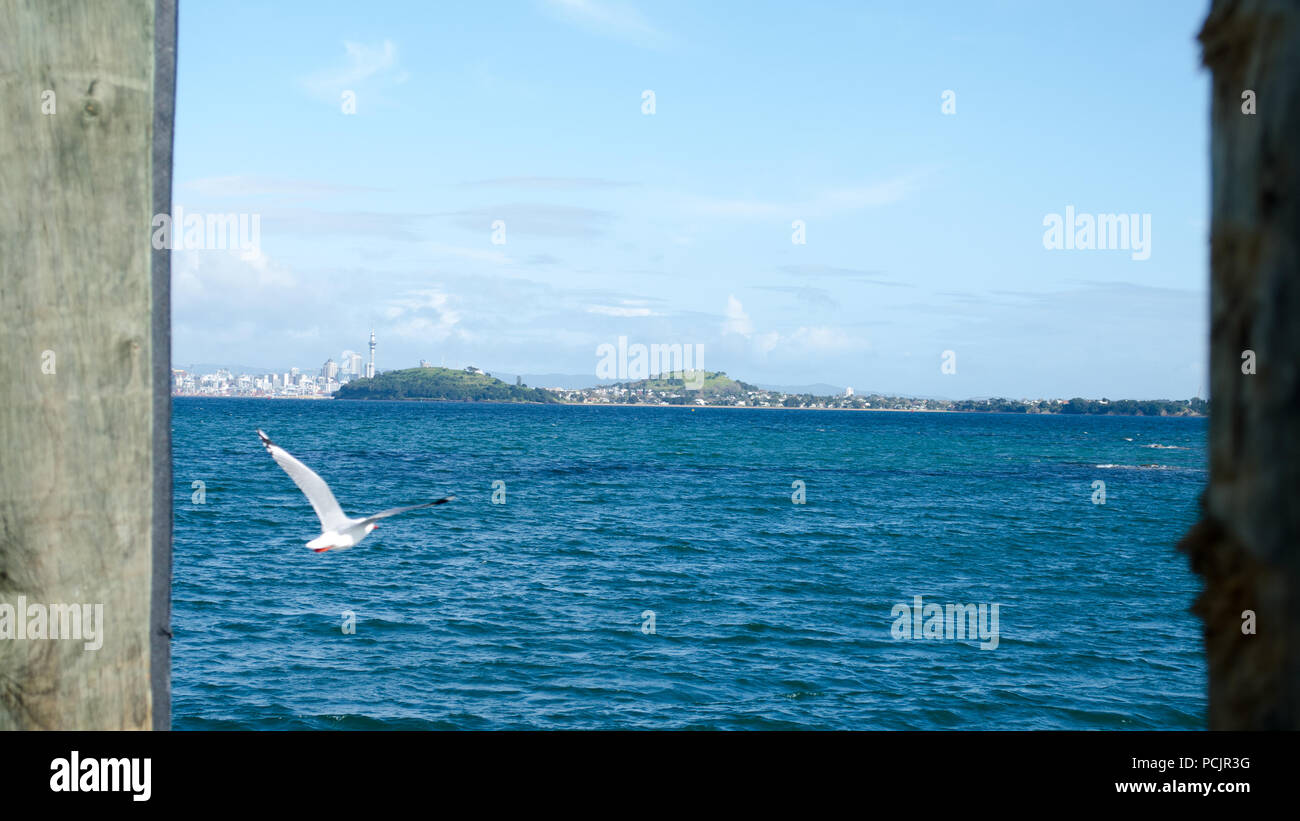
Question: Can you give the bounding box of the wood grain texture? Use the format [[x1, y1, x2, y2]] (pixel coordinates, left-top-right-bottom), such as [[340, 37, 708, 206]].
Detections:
[[1179, 0, 1300, 728], [0, 0, 165, 729]]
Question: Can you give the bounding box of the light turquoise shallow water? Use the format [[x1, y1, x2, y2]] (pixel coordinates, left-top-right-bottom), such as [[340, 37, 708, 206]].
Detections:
[[172, 398, 1207, 729]]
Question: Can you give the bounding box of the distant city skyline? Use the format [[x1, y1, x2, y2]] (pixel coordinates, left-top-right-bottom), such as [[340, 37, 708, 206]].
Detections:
[[172, 0, 1210, 400], [172, 325, 1205, 401]]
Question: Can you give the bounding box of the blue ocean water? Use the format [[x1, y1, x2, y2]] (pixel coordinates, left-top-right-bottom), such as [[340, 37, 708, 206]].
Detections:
[[172, 398, 1207, 729]]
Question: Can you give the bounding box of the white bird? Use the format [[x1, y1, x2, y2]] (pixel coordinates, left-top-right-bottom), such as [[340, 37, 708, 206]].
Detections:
[[257, 429, 453, 553]]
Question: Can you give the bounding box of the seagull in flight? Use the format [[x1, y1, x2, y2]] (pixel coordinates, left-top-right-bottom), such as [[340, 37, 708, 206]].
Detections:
[[257, 430, 454, 553]]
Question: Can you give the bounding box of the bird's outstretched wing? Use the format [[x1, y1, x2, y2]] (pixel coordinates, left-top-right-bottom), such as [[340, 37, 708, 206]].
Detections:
[[257, 430, 350, 532], [359, 496, 455, 527]]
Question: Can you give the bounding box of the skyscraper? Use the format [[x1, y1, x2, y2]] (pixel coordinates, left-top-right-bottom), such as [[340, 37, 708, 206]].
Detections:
[[366, 329, 376, 378]]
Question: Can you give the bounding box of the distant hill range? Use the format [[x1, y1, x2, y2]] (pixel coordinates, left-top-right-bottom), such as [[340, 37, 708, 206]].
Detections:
[[614, 371, 759, 399], [495, 375, 850, 394], [245, 362, 1203, 416], [755, 382, 845, 395], [489, 372, 610, 390], [543, 371, 1207, 416], [335, 366, 558, 402], [537, 371, 1206, 415]]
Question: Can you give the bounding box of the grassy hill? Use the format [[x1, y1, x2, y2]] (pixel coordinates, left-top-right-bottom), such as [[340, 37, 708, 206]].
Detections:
[[621, 371, 757, 398], [334, 367, 559, 402]]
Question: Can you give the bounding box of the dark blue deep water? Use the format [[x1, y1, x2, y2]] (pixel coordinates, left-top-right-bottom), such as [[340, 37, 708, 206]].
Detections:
[[172, 398, 1207, 729]]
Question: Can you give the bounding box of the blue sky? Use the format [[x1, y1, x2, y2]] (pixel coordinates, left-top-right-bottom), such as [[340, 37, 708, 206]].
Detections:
[[172, 0, 1211, 398]]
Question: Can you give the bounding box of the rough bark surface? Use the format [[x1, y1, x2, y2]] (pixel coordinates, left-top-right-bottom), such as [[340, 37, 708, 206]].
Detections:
[[1179, 0, 1300, 729]]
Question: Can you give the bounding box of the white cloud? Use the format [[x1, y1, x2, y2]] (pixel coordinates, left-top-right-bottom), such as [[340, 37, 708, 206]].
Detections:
[[458, 176, 635, 190], [425, 242, 512, 265], [819, 177, 917, 210], [385, 289, 462, 342], [172, 246, 296, 307], [788, 325, 868, 352], [392, 315, 460, 342], [691, 198, 787, 219], [685, 171, 928, 221], [438, 203, 614, 238], [587, 305, 655, 317], [170, 247, 330, 366], [722, 295, 753, 336], [722, 296, 779, 353], [301, 40, 408, 103], [543, 0, 665, 44], [720, 296, 864, 357], [754, 331, 781, 354], [179, 176, 384, 198]]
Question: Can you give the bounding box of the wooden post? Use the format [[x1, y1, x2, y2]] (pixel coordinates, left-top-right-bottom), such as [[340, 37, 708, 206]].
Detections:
[[0, 0, 174, 729], [1180, 0, 1300, 729]]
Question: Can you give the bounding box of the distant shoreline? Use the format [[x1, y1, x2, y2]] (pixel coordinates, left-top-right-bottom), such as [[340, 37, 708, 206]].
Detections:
[[173, 394, 333, 400], [177, 365, 1205, 416], [562, 402, 1204, 417], [559, 401, 949, 413], [171, 394, 1206, 417]]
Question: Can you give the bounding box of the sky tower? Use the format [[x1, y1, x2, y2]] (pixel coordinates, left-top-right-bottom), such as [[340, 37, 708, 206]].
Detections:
[[366, 329, 376, 378]]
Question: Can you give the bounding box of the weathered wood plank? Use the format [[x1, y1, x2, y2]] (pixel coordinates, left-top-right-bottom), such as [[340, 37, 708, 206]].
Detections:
[[0, 0, 172, 729], [1180, 0, 1300, 728]]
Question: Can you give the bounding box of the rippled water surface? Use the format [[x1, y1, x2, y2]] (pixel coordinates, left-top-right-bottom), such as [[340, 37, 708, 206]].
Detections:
[[173, 398, 1207, 729]]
